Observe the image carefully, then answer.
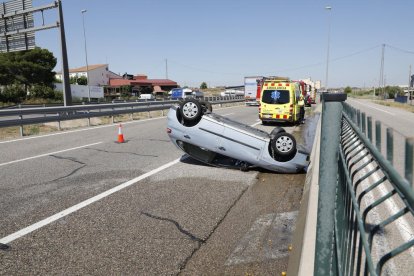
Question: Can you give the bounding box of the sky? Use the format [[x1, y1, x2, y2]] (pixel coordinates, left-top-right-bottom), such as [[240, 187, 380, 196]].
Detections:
[[24, 0, 414, 88]]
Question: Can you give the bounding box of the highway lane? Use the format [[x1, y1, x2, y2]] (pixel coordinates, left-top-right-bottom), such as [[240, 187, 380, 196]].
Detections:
[[0, 103, 312, 274], [346, 98, 414, 180], [346, 98, 414, 137]]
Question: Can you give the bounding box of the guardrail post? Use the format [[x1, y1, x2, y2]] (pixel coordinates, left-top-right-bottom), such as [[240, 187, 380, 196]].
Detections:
[[367, 116, 372, 142], [19, 115, 24, 137], [111, 107, 115, 124], [386, 128, 393, 164], [361, 112, 366, 135], [405, 138, 414, 185], [375, 121, 381, 150], [18, 104, 24, 137], [357, 109, 360, 128], [315, 93, 347, 275]]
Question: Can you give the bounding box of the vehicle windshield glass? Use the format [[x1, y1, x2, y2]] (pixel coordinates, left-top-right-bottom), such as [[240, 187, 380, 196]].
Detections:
[[184, 92, 193, 96], [262, 90, 290, 104]]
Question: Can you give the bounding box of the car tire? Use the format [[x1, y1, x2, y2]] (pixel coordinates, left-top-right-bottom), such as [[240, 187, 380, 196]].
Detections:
[[179, 99, 202, 122], [271, 132, 296, 161]]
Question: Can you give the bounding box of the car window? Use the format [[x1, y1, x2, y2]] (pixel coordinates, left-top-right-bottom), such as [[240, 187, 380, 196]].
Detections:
[[262, 89, 290, 104], [179, 141, 216, 163]]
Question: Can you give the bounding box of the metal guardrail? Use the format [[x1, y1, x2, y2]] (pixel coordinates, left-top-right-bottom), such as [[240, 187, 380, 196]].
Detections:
[[0, 96, 244, 130], [315, 94, 414, 275]]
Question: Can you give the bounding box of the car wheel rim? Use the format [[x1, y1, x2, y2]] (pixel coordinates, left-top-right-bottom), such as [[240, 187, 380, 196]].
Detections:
[[275, 136, 293, 153], [182, 102, 198, 118]]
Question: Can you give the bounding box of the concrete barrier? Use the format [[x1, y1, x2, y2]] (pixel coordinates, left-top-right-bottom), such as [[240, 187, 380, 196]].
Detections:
[[287, 105, 322, 275]]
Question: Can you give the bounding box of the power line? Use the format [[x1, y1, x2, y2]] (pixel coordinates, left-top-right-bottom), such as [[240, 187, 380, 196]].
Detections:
[[262, 44, 381, 74], [385, 44, 414, 55], [168, 44, 383, 76]]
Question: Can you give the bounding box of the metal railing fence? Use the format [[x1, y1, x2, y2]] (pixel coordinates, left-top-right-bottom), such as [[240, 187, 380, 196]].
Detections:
[[0, 96, 244, 131], [315, 94, 414, 275]]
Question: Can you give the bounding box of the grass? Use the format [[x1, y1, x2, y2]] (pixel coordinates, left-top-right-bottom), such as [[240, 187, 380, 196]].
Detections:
[[373, 100, 414, 113]]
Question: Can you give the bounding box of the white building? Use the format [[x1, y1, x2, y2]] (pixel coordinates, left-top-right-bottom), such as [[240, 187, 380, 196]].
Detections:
[[55, 64, 121, 86]]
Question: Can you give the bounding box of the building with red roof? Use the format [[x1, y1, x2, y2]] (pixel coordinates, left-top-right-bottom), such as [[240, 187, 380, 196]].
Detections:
[[107, 74, 178, 99]]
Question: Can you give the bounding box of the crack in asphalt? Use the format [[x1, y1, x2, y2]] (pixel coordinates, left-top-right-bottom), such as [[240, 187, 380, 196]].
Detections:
[[177, 184, 250, 274], [87, 148, 158, 158], [49, 155, 87, 181], [141, 212, 205, 243], [0, 243, 11, 251]]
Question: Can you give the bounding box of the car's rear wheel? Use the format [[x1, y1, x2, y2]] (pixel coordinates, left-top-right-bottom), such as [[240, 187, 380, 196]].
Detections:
[[271, 132, 296, 161], [179, 99, 202, 122]]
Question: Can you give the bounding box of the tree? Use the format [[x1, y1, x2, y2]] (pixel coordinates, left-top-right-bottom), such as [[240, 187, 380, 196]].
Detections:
[[200, 82, 208, 89], [77, 76, 88, 85], [344, 86, 352, 94], [383, 86, 403, 99], [5, 48, 56, 87], [0, 48, 57, 103], [69, 76, 78, 84]]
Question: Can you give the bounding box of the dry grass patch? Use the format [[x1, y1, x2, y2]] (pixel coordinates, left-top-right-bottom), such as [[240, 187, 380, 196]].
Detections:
[[374, 100, 414, 113]]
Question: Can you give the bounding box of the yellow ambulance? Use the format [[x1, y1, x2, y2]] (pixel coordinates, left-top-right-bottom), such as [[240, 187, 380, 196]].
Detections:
[[259, 78, 305, 124]]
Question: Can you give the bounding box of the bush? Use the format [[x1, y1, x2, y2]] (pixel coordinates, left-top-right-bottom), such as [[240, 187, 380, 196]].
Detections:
[[53, 90, 63, 101], [344, 86, 352, 94], [1, 84, 26, 103], [29, 84, 55, 99]]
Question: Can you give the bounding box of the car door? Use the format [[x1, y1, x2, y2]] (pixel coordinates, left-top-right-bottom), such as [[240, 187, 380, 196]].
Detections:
[[220, 122, 266, 164]]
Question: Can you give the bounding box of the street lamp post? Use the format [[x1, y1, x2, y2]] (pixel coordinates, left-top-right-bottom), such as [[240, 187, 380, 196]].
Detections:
[[325, 6, 332, 92], [81, 9, 91, 102]]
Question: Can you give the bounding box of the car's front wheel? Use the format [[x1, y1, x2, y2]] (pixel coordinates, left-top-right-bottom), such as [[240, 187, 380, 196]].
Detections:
[[271, 132, 296, 161], [179, 99, 202, 122]]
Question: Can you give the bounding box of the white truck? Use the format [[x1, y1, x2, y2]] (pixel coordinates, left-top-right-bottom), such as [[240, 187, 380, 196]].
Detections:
[[244, 76, 264, 106]]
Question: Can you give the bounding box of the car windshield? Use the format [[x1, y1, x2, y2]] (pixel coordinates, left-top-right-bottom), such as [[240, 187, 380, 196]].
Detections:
[[262, 90, 290, 104]]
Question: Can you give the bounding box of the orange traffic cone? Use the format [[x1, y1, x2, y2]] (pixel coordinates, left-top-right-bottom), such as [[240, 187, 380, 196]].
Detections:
[[117, 124, 125, 143]]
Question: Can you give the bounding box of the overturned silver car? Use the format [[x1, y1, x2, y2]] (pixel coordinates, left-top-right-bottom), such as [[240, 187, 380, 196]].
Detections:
[[166, 99, 309, 173]]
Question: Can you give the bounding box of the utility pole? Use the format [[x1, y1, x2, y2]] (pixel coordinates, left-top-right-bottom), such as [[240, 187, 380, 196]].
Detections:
[[58, 0, 72, 106], [410, 65, 412, 105], [165, 59, 168, 79], [81, 9, 90, 102], [379, 44, 385, 99], [325, 6, 332, 92]]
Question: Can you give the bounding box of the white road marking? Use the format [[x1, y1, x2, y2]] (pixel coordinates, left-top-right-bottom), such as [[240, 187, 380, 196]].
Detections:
[[0, 142, 102, 167], [0, 158, 180, 245], [349, 99, 395, 116], [250, 121, 262, 127], [221, 113, 234, 116]]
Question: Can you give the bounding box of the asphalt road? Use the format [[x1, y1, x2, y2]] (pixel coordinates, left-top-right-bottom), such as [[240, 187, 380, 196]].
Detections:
[[0, 103, 318, 275], [345, 98, 414, 181], [346, 98, 414, 137]]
